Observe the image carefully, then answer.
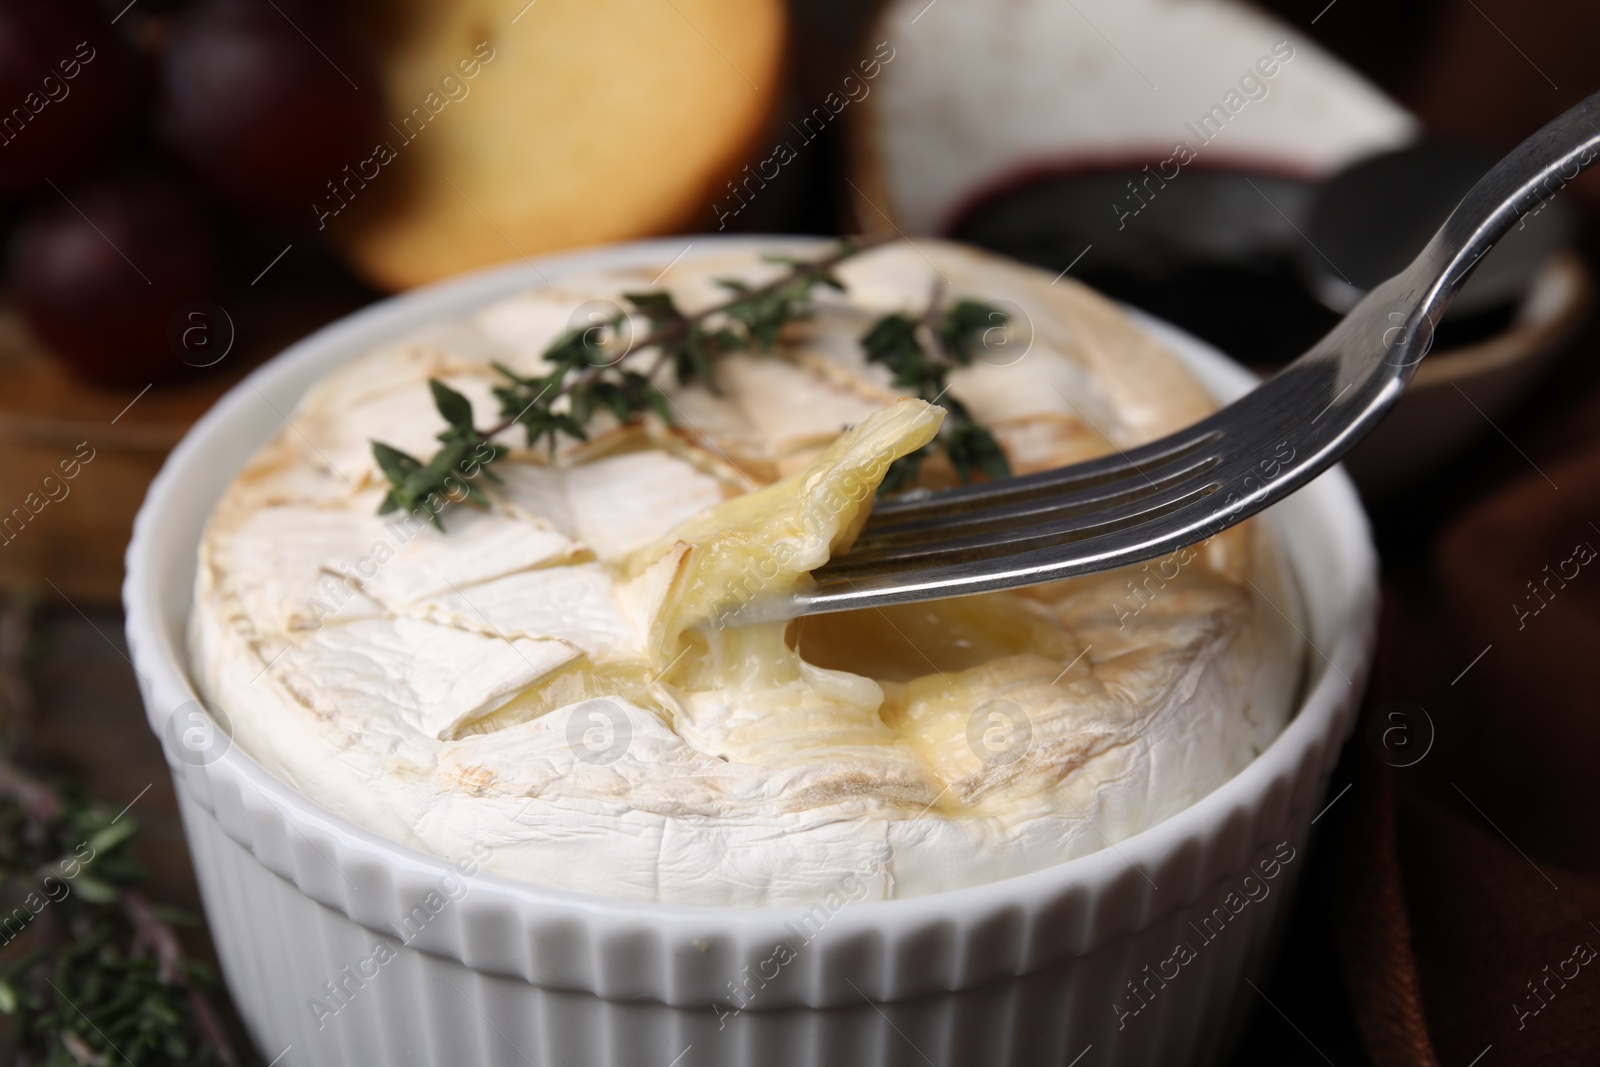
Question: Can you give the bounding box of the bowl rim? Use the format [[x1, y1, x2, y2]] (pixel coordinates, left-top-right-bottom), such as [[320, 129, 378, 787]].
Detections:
[[124, 234, 1376, 940]]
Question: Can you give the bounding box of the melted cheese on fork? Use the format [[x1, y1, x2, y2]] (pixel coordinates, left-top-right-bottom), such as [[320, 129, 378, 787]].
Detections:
[[190, 239, 1304, 905]]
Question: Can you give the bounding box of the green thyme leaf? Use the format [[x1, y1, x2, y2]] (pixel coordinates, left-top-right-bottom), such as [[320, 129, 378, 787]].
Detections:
[[865, 297, 1012, 494], [941, 299, 1008, 365], [429, 378, 476, 433], [945, 417, 1012, 483], [372, 441, 420, 486], [85, 817, 139, 857], [624, 290, 683, 326], [861, 313, 928, 390]]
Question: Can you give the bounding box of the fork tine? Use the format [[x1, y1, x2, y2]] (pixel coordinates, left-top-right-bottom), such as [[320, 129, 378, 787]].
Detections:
[[865, 428, 1223, 523], [800, 484, 1227, 615], [825, 476, 1220, 575], [850, 451, 1222, 551]]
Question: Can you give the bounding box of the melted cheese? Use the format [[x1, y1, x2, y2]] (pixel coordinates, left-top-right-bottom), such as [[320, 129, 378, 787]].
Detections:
[[190, 239, 1304, 905]]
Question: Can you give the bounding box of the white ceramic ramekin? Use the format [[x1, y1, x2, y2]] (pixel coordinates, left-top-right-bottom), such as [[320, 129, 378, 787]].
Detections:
[[124, 237, 1377, 1067]]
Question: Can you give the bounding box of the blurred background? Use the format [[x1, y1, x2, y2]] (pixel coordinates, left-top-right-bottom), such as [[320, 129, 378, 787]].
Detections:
[[2, 0, 1599, 1063]]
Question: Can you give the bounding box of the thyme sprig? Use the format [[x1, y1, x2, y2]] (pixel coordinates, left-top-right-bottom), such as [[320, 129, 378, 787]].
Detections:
[[371, 237, 1014, 526], [0, 597, 238, 1067], [864, 282, 1013, 493], [372, 237, 888, 527]]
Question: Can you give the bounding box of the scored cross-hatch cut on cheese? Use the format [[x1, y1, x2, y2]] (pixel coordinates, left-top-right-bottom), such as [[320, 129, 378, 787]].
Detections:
[[190, 240, 1305, 906]]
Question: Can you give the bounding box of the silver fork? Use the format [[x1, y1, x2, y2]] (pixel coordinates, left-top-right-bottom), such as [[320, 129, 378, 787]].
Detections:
[[795, 90, 1600, 618]]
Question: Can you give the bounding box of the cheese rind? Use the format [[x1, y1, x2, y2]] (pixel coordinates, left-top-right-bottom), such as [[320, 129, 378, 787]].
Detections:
[[191, 240, 1303, 906]]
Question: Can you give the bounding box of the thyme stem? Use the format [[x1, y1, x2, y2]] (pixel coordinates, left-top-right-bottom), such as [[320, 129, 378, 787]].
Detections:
[[475, 233, 895, 441]]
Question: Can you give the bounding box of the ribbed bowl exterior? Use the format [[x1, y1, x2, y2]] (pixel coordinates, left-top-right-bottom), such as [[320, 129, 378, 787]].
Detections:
[[125, 238, 1377, 1067]]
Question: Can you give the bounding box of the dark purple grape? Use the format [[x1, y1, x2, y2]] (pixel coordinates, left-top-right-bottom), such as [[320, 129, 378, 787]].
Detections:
[[161, 0, 380, 221], [8, 170, 217, 385], [0, 0, 129, 190]]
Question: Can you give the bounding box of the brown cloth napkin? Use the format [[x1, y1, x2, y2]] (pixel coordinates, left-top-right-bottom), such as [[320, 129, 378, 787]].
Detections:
[[1310, 0, 1600, 1053], [1334, 439, 1600, 1066]]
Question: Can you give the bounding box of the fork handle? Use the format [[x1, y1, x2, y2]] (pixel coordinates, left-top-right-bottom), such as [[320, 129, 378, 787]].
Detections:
[[1407, 89, 1600, 346]]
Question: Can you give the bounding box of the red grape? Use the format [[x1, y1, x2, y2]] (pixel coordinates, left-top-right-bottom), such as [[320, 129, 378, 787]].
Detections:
[[161, 0, 380, 221], [8, 170, 217, 385], [0, 0, 129, 190]]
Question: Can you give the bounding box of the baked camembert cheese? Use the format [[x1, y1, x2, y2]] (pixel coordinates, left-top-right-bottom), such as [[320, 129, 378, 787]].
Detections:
[[190, 240, 1303, 906]]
